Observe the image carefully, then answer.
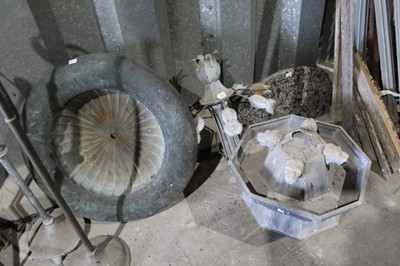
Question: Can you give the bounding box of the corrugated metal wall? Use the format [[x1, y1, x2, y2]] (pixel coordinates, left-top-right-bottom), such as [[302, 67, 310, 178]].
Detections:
[[0, 0, 327, 104]]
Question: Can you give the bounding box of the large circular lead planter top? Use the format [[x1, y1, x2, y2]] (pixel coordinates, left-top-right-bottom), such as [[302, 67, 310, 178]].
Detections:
[[24, 54, 197, 222]]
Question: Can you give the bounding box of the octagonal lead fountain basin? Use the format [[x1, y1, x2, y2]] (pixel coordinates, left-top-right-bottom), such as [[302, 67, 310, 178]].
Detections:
[[228, 115, 371, 239]]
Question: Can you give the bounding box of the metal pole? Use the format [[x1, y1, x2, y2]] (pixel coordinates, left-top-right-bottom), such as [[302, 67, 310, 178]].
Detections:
[[0, 85, 95, 252], [354, 0, 369, 57], [394, 0, 400, 94], [209, 103, 239, 158], [374, 0, 399, 125], [0, 144, 53, 224]]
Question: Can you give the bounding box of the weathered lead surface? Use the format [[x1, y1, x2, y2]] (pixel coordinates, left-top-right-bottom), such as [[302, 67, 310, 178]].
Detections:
[[24, 54, 198, 222], [53, 90, 165, 197], [228, 115, 371, 239]]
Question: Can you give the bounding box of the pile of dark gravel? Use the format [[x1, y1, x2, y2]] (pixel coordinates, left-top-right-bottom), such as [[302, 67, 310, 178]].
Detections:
[[237, 66, 332, 128]]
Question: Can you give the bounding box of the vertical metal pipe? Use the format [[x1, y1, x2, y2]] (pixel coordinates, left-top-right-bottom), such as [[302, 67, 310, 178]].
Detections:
[[394, 0, 400, 92], [0, 85, 95, 252], [209, 103, 239, 158], [354, 0, 369, 56], [0, 145, 53, 224], [374, 0, 399, 124]]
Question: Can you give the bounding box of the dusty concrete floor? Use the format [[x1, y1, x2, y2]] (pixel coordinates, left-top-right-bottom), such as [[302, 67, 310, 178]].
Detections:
[[1, 157, 400, 265]]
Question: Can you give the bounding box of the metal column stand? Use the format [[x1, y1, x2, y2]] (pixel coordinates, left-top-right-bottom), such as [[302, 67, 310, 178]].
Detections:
[[374, 0, 399, 125], [0, 144, 84, 263], [0, 84, 130, 265], [209, 103, 240, 158]]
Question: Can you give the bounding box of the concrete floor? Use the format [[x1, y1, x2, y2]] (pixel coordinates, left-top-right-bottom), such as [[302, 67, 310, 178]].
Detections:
[[1, 157, 400, 265]]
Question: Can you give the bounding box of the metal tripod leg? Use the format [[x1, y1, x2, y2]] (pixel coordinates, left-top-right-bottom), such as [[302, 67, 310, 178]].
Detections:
[[0, 144, 83, 260], [0, 80, 130, 265]]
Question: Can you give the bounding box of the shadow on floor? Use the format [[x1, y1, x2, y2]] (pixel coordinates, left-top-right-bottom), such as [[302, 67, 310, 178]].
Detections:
[[183, 151, 222, 198], [185, 159, 285, 246]]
